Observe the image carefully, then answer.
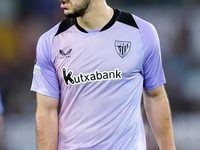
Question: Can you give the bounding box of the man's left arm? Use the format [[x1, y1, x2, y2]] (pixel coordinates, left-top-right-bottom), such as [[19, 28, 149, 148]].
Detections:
[[143, 85, 176, 150]]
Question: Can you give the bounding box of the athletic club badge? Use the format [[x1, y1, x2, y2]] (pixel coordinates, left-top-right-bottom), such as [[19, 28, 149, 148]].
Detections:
[[115, 40, 131, 58]]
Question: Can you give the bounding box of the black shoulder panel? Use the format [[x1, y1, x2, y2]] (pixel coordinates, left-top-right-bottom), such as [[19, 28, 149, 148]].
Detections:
[[55, 18, 75, 36], [118, 11, 139, 29]]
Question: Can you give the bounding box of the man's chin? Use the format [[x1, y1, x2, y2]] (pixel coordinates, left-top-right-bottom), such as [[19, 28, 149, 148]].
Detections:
[[63, 10, 73, 18], [64, 12, 82, 18], [64, 10, 70, 15]]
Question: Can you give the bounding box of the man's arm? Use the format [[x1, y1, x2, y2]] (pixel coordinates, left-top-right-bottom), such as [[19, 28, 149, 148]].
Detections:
[[143, 85, 176, 150], [36, 93, 59, 150]]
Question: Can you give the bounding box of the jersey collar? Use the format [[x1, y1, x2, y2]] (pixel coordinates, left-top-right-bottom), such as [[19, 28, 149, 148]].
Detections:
[[74, 8, 120, 33]]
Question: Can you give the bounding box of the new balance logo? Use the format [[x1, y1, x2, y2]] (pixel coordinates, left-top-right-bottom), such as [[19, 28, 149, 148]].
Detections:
[[59, 49, 72, 58], [62, 68, 122, 86]]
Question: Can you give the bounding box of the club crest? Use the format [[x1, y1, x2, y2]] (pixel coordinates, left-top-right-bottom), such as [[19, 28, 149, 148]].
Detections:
[[115, 41, 131, 58]]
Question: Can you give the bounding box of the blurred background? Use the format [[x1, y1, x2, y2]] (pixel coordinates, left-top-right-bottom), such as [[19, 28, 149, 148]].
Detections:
[[0, 0, 200, 149]]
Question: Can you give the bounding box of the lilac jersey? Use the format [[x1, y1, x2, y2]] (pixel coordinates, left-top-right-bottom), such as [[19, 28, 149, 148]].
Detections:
[[31, 9, 166, 150]]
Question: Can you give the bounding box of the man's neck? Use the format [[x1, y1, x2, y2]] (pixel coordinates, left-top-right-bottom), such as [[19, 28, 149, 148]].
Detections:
[[77, 1, 114, 30]]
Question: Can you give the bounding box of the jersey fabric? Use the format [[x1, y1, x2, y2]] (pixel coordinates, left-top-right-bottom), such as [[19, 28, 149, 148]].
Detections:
[[31, 9, 166, 150]]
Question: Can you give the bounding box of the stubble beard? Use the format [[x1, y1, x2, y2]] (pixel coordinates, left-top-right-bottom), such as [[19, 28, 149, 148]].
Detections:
[[64, 0, 91, 18]]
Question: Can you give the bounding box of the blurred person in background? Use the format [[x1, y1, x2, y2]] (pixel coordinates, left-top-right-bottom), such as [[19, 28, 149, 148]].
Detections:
[[31, 0, 176, 150]]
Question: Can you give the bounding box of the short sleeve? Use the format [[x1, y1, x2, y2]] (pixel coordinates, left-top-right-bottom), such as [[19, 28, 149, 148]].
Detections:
[[134, 15, 166, 90], [31, 25, 60, 98]]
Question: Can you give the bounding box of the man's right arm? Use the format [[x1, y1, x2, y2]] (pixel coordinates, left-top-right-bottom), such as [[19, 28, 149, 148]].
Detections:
[[36, 93, 59, 150]]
